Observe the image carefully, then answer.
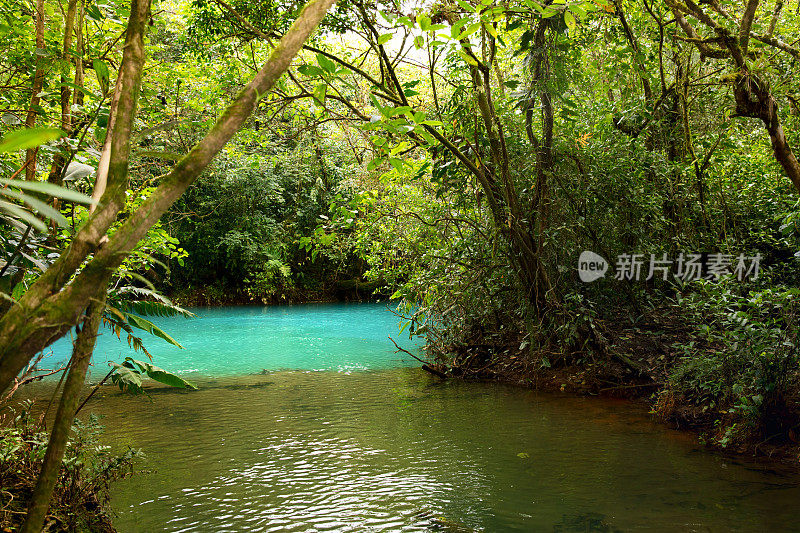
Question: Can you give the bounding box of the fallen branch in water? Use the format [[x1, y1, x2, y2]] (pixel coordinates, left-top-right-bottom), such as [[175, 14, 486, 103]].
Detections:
[[388, 336, 447, 379]]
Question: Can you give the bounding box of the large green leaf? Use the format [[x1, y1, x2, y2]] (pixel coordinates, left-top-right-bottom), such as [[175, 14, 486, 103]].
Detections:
[[113, 286, 196, 318], [124, 358, 197, 390], [93, 58, 110, 94], [315, 53, 336, 73], [0, 127, 63, 153], [124, 312, 185, 348], [0, 178, 95, 205], [0, 200, 47, 232], [109, 362, 144, 393], [1, 188, 69, 227]]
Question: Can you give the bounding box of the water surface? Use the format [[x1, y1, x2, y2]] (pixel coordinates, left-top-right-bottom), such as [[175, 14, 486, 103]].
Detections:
[[48, 303, 420, 378], [44, 304, 800, 531], [89, 371, 800, 532]]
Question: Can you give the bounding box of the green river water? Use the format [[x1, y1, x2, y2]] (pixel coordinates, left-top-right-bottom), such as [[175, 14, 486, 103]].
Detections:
[[40, 304, 800, 531]]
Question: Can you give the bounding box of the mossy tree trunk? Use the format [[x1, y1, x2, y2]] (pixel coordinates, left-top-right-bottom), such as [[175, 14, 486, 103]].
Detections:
[[21, 293, 106, 533]]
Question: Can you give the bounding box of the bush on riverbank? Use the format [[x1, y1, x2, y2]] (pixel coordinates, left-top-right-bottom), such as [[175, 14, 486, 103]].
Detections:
[[416, 278, 800, 460], [0, 403, 140, 532]]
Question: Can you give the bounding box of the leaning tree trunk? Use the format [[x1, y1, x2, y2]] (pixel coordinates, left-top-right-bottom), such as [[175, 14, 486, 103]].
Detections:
[[735, 78, 800, 191], [0, 0, 337, 395]]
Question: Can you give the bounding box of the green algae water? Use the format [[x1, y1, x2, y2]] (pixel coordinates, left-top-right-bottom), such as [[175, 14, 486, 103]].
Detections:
[[47, 304, 800, 531]]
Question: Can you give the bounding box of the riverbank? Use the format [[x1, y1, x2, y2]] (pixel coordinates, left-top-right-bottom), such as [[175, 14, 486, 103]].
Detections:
[[430, 305, 800, 466]]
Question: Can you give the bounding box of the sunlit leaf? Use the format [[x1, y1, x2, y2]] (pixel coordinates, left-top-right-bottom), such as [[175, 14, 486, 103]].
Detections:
[[0, 178, 95, 205], [0, 128, 64, 153]]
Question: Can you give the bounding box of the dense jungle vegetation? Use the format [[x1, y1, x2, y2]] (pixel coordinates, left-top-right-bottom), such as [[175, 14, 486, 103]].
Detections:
[[1, 0, 800, 528]]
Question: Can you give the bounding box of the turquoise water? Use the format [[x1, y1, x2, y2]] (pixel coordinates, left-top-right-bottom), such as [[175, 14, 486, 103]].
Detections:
[[48, 303, 422, 379]]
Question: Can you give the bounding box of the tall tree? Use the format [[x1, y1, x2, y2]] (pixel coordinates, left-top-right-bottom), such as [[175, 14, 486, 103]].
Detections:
[[665, 0, 800, 191]]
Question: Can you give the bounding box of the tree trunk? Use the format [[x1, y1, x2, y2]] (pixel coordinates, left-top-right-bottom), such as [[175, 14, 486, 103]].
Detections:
[[90, 63, 125, 212], [47, 0, 80, 189], [752, 92, 800, 191], [21, 293, 106, 533], [0, 0, 337, 395], [23, 0, 46, 181]]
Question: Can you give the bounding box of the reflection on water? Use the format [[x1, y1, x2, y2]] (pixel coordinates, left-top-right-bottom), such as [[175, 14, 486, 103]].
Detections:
[[69, 370, 800, 532]]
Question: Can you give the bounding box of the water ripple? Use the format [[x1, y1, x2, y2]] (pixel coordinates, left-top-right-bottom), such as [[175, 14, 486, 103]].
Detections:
[[81, 370, 800, 532]]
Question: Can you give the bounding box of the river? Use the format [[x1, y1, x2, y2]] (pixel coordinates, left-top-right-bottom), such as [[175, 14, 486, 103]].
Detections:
[[44, 303, 800, 531]]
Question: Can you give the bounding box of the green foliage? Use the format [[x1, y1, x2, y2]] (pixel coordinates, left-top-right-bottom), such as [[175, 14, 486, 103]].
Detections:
[[163, 130, 364, 301], [0, 127, 63, 153], [667, 282, 800, 443], [103, 284, 194, 361], [110, 357, 198, 394], [0, 178, 94, 235], [0, 403, 141, 531]]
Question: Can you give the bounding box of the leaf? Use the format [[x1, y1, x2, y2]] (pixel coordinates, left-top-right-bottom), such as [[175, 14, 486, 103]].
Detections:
[[461, 22, 482, 38], [389, 105, 412, 118], [1, 112, 21, 126], [19, 250, 48, 272], [414, 35, 424, 49], [564, 11, 576, 32], [124, 312, 185, 348], [63, 162, 95, 182], [377, 33, 392, 45], [456, 0, 474, 11], [93, 59, 110, 94], [0, 128, 64, 153], [297, 64, 324, 77], [124, 358, 197, 390], [390, 141, 410, 156], [316, 53, 336, 74], [0, 178, 95, 205], [458, 50, 478, 66], [110, 362, 144, 393], [418, 15, 431, 31], [312, 83, 327, 107], [86, 2, 104, 20], [1, 188, 68, 227], [389, 158, 405, 171], [121, 299, 194, 319], [367, 157, 385, 171], [0, 200, 47, 232]]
